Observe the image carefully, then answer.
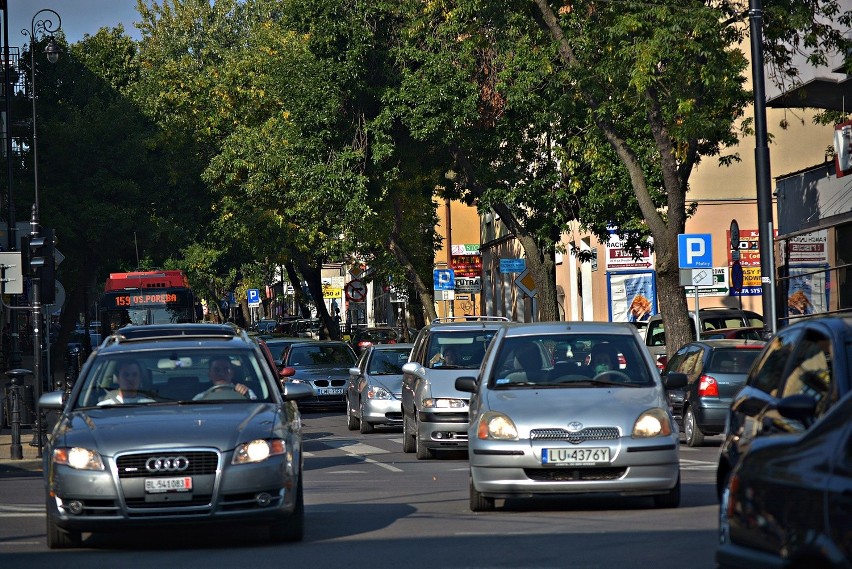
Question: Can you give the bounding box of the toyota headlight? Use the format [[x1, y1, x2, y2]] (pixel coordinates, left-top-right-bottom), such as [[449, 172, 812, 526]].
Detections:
[[632, 408, 673, 438], [477, 412, 518, 440], [53, 447, 105, 471], [422, 398, 466, 409], [367, 385, 392, 400], [233, 439, 286, 464]]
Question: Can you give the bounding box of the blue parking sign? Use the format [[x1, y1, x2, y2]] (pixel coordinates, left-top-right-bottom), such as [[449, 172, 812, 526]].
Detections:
[[433, 269, 455, 291], [247, 289, 261, 305], [678, 234, 713, 269]]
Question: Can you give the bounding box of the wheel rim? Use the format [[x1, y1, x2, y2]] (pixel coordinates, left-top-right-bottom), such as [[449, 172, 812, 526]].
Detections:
[[685, 409, 694, 441]]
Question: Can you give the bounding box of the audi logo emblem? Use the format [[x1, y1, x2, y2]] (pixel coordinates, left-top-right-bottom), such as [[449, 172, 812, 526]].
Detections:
[[146, 456, 190, 472]]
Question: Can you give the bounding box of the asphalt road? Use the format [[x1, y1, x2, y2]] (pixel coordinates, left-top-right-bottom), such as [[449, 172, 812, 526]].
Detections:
[[0, 410, 723, 568]]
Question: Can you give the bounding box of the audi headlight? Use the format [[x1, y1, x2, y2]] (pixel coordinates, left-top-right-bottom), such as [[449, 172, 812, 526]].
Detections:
[[477, 412, 518, 440], [632, 408, 672, 438], [422, 398, 466, 409], [53, 447, 105, 471], [233, 439, 286, 464], [367, 385, 392, 400]]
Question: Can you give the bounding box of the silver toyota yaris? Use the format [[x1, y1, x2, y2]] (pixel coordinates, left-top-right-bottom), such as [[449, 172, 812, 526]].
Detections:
[[456, 321, 687, 511]]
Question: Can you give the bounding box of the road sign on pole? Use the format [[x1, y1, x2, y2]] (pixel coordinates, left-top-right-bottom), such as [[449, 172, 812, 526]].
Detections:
[[514, 268, 538, 297], [247, 289, 261, 307], [678, 234, 713, 269], [433, 269, 455, 291], [345, 279, 367, 302]]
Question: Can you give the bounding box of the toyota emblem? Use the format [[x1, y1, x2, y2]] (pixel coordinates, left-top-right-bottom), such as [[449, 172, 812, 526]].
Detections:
[[566, 421, 583, 432], [145, 456, 190, 472]]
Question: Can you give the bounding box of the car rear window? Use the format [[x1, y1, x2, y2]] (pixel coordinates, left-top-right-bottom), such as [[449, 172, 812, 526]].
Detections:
[[706, 348, 762, 374], [288, 344, 355, 366]]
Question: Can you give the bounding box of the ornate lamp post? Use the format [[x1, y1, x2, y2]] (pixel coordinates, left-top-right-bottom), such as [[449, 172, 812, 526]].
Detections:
[[23, 9, 61, 222], [21, 8, 61, 457]]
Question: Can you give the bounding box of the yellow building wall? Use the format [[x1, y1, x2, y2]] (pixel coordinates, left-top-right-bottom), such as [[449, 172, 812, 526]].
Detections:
[[433, 198, 483, 318]]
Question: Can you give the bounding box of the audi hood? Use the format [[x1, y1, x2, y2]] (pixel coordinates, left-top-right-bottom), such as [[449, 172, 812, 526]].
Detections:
[[50, 404, 287, 456]]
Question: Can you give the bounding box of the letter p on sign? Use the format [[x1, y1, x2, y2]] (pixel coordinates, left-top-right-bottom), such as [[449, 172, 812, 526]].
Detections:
[[678, 234, 713, 268]]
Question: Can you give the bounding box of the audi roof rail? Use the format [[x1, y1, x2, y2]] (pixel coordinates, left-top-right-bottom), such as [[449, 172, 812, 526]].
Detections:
[[431, 316, 510, 324], [101, 323, 246, 346]]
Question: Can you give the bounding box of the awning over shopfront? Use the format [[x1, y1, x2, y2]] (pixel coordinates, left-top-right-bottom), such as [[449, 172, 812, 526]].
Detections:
[[766, 76, 852, 111]]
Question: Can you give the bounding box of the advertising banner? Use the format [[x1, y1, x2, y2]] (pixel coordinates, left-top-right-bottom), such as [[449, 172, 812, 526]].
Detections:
[[606, 233, 653, 270], [785, 264, 830, 317], [608, 271, 656, 323]]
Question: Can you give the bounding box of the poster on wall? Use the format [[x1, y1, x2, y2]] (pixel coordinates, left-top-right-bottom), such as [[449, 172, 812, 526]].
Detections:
[[608, 271, 657, 322], [785, 264, 830, 317]]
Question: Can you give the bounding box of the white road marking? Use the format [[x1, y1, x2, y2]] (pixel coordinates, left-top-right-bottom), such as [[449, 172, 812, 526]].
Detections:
[[322, 441, 389, 455], [679, 459, 718, 470], [312, 439, 403, 472], [0, 504, 44, 518]]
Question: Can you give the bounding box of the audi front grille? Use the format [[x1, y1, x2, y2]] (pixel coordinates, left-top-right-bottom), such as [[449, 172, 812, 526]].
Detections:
[[116, 450, 220, 478]]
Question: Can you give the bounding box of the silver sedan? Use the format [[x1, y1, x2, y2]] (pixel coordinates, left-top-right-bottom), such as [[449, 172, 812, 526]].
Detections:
[[346, 344, 413, 433], [456, 322, 687, 512]]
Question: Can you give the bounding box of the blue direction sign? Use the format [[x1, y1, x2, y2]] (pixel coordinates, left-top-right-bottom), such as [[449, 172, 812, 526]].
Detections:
[[433, 269, 455, 291], [677, 234, 713, 269], [500, 258, 526, 273], [247, 288, 261, 306]]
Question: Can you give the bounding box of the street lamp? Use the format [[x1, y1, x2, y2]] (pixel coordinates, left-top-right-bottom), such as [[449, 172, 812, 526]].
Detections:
[[21, 8, 61, 457], [23, 9, 61, 221]]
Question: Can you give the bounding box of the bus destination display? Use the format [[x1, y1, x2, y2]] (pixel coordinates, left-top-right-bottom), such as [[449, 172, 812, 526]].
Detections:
[[111, 293, 180, 307]]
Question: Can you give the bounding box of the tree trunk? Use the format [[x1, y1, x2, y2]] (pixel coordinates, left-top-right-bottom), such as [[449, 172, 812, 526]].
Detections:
[[387, 195, 438, 323], [284, 261, 312, 318], [296, 257, 340, 340]]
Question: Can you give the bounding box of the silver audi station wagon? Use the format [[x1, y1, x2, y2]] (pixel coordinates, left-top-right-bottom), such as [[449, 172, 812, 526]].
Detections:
[[38, 324, 314, 548], [456, 321, 687, 511]]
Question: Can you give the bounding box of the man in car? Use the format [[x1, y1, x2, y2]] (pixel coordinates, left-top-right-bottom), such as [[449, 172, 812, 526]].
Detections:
[[194, 356, 257, 400]]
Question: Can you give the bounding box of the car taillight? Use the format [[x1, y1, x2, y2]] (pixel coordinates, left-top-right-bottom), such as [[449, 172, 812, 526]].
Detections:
[[358, 341, 372, 348], [698, 375, 719, 397]]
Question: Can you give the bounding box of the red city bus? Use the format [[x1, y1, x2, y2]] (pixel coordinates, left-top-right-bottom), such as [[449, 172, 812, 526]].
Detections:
[[99, 270, 199, 338]]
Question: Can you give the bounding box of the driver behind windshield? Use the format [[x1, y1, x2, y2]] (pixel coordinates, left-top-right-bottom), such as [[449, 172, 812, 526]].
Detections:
[[586, 343, 619, 376], [194, 355, 257, 400]]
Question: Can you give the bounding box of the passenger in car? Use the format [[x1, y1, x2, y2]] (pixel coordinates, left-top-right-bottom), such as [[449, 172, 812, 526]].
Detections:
[[506, 342, 544, 383], [98, 360, 156, 405]]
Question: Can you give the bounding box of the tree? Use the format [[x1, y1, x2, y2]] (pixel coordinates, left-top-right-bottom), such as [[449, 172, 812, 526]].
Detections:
[[32, 28, 202, 353], [393, 0, 850, 354]]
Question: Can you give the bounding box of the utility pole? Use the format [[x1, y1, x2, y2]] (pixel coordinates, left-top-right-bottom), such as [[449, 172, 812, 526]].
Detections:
[[749, 0, 778, 335]]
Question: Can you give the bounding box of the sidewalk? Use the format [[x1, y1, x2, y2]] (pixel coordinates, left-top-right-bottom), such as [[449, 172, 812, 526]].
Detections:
[[0, 428, 45, 473], [0, 352, 60, 474]]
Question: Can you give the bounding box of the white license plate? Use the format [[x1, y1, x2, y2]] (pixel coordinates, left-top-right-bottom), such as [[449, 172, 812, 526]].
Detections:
[[316, 387, 344, 395], [542, 447, 610, 465], [145, 477, 193, 493]]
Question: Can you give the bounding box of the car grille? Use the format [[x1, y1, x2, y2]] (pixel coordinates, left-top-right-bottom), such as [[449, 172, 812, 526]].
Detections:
[[309, 379, 347, 388], [524, 467, 627, 481], [116, 450, 220, 478], [530, 427, 620, 444]]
